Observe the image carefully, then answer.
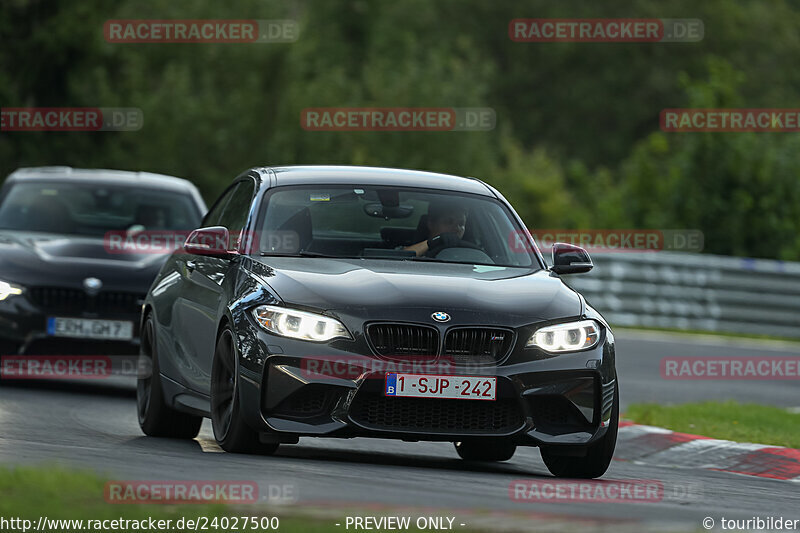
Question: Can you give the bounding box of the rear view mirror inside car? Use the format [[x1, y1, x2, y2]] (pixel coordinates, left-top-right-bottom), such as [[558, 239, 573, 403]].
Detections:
[[363, 202, 415, 219]]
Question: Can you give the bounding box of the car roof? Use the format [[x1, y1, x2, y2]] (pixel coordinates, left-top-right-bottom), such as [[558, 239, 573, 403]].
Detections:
[[6, 166, 200, 194], [262, 166, 495, 197]]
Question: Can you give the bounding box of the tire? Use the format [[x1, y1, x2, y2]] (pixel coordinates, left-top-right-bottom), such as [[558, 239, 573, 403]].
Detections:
[[137, 315, 202, 438], [211, 326, 279, 455], [455, 439, 516, 462], [540, 378, 619, 479], [0, 338, 19, 356], [0, 339, 19, 384]]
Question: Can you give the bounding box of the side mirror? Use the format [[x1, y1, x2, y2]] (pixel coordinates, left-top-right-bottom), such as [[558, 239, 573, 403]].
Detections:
[[183, 226, 234, 258], [551, 242, 593, 274]]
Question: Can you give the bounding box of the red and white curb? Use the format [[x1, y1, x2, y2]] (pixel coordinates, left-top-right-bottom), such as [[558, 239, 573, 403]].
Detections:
[[616, 422, 800, 482]]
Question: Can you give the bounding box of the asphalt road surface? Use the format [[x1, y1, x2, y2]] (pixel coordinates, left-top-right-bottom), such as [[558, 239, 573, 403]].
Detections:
[[1, 330, 799, 532]]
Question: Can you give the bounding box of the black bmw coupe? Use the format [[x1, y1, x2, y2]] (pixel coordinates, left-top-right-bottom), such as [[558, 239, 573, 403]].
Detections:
[[0, 167, 205, 361], [138, 165, 618, 478]]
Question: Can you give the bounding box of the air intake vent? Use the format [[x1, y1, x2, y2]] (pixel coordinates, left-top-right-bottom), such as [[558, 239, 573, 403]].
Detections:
[[28, 288, 144, 315], [366, 323, 439, 359], [350, 394, 524, 434], [444, 327, 514, 365]]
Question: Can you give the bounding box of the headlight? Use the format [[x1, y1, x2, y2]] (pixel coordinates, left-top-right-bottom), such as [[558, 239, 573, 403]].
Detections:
[[252, 305, 351, 342], [0, 280, 23, 301], [526, 320, 601, 353]]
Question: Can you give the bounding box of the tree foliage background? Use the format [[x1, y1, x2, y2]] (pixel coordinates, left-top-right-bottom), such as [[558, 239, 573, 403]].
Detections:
[[2, 0, 800, 260]]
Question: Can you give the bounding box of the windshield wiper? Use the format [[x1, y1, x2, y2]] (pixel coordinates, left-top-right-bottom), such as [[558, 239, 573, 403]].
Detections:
[[259, 250, 350, 258]]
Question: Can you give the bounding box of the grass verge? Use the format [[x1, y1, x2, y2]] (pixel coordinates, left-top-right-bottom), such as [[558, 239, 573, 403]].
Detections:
[[624, 401, 800, 448], [0, 466, 344, 532]]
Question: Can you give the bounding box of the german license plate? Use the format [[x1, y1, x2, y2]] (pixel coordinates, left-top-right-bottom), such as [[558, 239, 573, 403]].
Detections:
[[47, 317, 134, 341], [385, 373, 496, 400]]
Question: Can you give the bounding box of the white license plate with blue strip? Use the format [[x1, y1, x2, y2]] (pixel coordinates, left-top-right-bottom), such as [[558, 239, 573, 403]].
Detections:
[[385, 373, 496, 400]]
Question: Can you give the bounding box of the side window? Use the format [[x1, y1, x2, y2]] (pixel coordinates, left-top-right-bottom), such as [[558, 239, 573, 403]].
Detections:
[[202, 186, 237, 227], [217, 180, 255, 234]]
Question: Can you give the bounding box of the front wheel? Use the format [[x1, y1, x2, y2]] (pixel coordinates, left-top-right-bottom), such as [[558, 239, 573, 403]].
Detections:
[[455, 439, 516, 462], [540, 379, 619, 479], [211, 326, 279, 455]]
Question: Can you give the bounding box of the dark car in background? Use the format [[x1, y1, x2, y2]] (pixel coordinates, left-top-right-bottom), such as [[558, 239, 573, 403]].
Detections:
[[0, 167, 206, 361], [138, 165, 617, 478]]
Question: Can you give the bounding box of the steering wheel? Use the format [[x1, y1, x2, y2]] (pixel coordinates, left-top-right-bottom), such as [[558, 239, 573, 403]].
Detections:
[[424, 232, 484, 258]]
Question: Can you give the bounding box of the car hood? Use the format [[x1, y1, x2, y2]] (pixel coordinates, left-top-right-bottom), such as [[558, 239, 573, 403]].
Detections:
[[247, 257, 582, 324], [0, 230, 168, 289]]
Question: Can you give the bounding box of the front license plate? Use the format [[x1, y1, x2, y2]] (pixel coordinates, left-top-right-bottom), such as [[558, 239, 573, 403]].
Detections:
[[385, 373, 496, 401], [46, 317, 134, 341]]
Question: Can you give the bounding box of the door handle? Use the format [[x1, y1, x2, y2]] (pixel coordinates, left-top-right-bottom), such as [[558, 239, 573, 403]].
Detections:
[[186, 260, 196, 272]]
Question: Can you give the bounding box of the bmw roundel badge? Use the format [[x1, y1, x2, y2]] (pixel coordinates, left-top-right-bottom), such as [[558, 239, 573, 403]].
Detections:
[[82, 277, 103, 296], [431, 311, 451, 323]]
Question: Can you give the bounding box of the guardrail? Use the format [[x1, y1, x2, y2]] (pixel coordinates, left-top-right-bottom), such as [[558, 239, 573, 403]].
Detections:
[[565, 252, 800, 339]]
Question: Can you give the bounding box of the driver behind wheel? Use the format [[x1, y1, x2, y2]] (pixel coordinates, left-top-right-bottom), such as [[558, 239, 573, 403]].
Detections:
[[404, 200, 468, 257]]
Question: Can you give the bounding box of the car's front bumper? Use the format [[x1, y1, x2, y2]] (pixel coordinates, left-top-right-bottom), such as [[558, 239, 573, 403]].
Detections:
[[0, 293, 141, 357], [237, 328, 617, 447]]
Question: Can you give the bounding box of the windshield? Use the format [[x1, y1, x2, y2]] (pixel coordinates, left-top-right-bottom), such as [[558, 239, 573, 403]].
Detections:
[[0, 181, 202, 237], [257, 185, 538, 268]]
